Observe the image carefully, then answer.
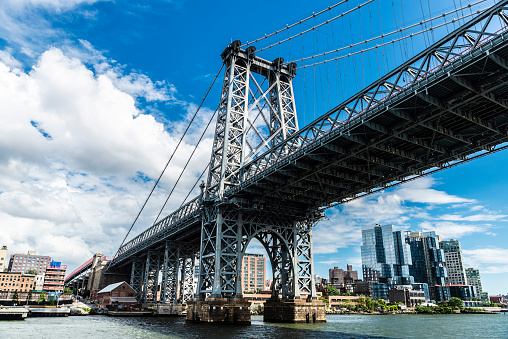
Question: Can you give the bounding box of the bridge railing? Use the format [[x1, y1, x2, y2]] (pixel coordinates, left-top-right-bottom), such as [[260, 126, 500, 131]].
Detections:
[[232, 1, 508, 194], [110, 196, 201, 266]]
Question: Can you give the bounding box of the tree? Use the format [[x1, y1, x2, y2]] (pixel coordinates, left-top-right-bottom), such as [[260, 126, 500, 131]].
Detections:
[[25, 269, 38, 275], [63, 287, 73, 294], [448, 297, 464, 309], [12, 290, 19, 303], [472, 297, 478, 301], [38, 292, 45, 304], [342, 292, 352, 296], [27, 292, 32, 303], [324, 286, 340, 296], [376, 299, 387, 310]]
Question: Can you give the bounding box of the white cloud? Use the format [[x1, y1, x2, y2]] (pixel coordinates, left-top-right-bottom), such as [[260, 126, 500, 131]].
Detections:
[[397, 177, 475, 204], [437, 213, 507, 222], [463, 247, 508, 274], [418, 221, 490, 239], [0, 48, 212, 271]]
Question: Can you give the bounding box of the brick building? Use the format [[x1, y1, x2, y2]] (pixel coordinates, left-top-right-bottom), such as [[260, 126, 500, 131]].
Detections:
[[0, 271, 36, 300], [8, 251, 51, 275], [97, 281, 137, 310], [0, 246, 7, 272]]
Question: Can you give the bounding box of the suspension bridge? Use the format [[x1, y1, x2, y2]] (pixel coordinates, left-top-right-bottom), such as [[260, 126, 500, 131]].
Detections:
[[65, 0, 508, 323]]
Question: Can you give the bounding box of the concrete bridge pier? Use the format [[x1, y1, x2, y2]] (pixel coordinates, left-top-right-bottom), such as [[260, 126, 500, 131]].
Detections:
[[263, 298, 326, 323], [186, 297, 251, 324]]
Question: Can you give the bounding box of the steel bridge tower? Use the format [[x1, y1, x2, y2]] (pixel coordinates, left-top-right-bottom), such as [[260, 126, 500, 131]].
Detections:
[[187, 41, 325, 323]]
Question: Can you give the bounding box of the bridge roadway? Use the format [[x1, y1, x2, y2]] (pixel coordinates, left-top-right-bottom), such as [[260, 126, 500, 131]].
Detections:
[[110, 2, 508, 269]]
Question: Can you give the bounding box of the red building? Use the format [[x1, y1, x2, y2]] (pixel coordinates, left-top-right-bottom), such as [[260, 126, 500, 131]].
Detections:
[[97, 281, 137, 310]]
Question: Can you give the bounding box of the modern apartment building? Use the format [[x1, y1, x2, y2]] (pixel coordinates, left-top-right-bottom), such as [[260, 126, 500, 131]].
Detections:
[[241, 253, 265, 292], [440, 239, 467, 285], [361, 224, 414, 285], [43, 261, 67, 293], [0, 246, 7, 272], [406, 231, 448, 302], [465, 267, 488, 301], [8, 251, 52, 275]]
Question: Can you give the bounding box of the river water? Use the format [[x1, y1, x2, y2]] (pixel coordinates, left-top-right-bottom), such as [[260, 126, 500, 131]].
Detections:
[[1, 314, 507, 338]]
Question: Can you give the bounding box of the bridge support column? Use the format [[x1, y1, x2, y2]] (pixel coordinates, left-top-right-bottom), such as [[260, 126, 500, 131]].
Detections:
[[130, 258, 145, 303], [143, 251, 161, 304], [161, 244, 179, 304], [179, 257, 195, 304]]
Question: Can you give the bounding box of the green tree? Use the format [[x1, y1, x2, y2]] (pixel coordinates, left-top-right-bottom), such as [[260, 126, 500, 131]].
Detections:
[[25, 269, 38, 275], [63, 287, 73, 294], [448, 297, 464, 309], [341, 292, 352, 296], [12, 290, 19, 303], [472, 297, 478, 301], [38, 292, 45, 304], [376, 299, 387, 310], [324, 286, 340, 296]]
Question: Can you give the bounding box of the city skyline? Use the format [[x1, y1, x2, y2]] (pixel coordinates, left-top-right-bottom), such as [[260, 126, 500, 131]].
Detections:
[[0, 0, 507, 295]]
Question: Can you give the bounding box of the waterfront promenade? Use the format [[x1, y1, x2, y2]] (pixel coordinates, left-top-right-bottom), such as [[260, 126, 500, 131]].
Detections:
[[1, 313, 507, 338]]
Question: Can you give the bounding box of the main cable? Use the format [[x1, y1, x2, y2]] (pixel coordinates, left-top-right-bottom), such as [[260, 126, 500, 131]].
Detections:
[[241, 0, 349, 48], [296, 8, 484, 69], [256, 0, 375, 53], [151, 102, 220, 225], [289, 0, 486, 64], [112, 63, 224, 258]]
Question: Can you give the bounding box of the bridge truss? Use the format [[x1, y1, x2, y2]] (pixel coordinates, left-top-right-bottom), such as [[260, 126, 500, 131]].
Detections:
[[108, 0, 508, 306]]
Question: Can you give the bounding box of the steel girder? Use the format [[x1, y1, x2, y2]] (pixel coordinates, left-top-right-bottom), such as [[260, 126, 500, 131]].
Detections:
[[143, 251, 160, 303], [161, 243, 179, 303], [130, 259, 145, 303]]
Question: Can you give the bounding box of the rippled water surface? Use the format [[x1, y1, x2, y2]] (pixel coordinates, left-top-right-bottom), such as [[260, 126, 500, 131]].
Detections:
[[1, 314, 507, 338]]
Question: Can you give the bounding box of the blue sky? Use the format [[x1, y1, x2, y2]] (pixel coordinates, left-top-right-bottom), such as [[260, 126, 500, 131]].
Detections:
[[0, 0, 506, 295]]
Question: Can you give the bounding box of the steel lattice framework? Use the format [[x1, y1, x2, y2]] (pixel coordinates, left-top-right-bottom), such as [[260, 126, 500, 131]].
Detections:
[[108, 0, 508, 305]]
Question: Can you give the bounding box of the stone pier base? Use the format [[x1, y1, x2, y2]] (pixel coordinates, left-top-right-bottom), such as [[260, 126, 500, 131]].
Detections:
[[186, 298, 251, 324], [263, 298, 326, 323], [154, 304, 184, 316]]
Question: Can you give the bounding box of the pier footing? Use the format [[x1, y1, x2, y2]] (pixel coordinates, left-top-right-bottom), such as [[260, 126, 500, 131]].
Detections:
[[154, 304, 184, 316], [186, 298, 251, 324], [263, 298, 326, 323]]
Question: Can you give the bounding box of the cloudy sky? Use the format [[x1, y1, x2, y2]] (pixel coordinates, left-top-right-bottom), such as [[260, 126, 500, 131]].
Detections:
[[0, 0, 507, 295]]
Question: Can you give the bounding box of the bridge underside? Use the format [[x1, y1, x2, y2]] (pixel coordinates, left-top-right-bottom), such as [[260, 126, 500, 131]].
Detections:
[[234, 40, 508, 211]]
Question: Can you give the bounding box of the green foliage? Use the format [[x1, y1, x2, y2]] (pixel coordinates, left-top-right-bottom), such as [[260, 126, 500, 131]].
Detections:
[[472, 297, 478, 301], [27, 292, 32, 301], [25, 269, 38, 275], [376, 299, 387, 310], [63, 287, 73, 294], [324, 286, 340, 296], [12, 290, 19, 302], [38, 293, 46, 303], [318, 296, 329, 304], [341, 292, 352, 296], [448, 297, 464, 309]]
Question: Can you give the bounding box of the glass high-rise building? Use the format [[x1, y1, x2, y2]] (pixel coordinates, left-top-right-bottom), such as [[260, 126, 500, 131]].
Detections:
[[465, 267, 488, 301], [361, 224, 414, 285], [406, 231, 447, 302], [440, 239, 467, 285]]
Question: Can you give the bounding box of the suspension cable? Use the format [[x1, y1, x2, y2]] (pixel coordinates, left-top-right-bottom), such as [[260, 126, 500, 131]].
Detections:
[[113, 63, 224, 257], [289, 0, 486, 65], [241, 0, 349, 48], [152, 103, 219, 225], [296, 8, 484, 69], [256, 0, 375, 53]]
